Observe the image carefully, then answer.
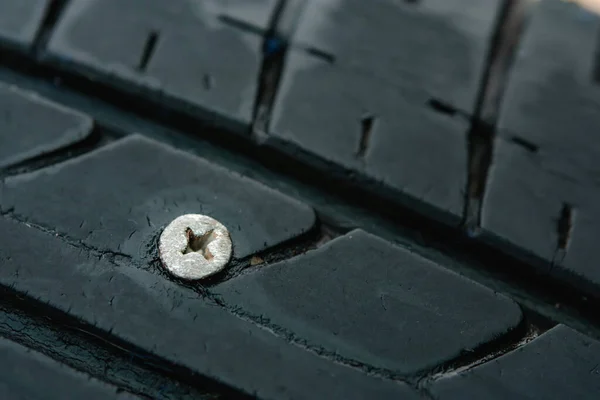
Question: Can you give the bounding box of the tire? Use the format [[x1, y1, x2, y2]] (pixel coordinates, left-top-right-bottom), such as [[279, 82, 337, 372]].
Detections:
[[0, 0, 599, 399]]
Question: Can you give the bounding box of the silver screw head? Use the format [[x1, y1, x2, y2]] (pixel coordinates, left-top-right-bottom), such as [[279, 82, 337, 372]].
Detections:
[[159, 214, 233, 280]]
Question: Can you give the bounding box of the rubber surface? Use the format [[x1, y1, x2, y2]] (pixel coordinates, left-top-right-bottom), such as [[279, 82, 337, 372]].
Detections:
[[0, 0, 599, 399]]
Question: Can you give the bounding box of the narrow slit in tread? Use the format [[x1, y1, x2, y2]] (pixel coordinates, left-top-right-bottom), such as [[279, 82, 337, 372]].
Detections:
[[463, 122, 495, 237], [510, 135, 539, 153], [303, 46, 336, 64], [202, 74, 213, 90], [356, 115, 376, 158], [427, 98, 458, 117], [553, 203, 574, 266], [217, 15, 264, 36], [137, 31, 160, 72]]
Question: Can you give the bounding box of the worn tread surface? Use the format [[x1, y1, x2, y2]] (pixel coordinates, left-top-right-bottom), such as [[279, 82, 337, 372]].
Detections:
[[0, 0, 49, 50], [0, 0, 599, 398], [0, 134, 316, 261], [214, 229, 523, 375], [483, 0, 600, 290], [0, 217, 419, 400], [0, 83, 93, 170]]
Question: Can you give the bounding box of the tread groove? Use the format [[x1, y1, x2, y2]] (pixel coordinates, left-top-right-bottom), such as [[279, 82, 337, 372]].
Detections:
[[509, 135, 540, 153], [137, 31, 160, 72], [32, 0, 69, 55], [0, 126, 119, 178], [553, 203, 575, 266], [0, 284, 237, 399], [250, 0, 307, 139], [422, 310, 555, 384], [356, 115, 376, 158], [462, 0, 537, 236]]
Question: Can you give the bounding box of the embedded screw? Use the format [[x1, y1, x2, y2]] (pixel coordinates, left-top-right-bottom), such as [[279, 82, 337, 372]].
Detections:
[[159, 214, 232, 280]]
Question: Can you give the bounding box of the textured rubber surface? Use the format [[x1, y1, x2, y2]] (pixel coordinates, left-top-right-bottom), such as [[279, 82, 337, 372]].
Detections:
[[0, 0, 49, 50], [0, 217, 418, 400], [0, 83, 92, 169], [0, 335, 138, 400], [47, 0, 274, 131], [0, 0, 599, 399], [432, 325, 600, 399], [0, 135, 315, 260], [484, 0, 600, 287], [214, 230, 523, 375]]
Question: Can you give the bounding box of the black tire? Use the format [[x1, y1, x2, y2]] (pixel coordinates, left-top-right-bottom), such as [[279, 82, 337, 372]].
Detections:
[[0, 0, 599, 399]]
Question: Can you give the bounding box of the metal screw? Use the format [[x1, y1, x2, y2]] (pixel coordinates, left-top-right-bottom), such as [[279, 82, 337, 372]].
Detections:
[[159, 214, 232, 280]]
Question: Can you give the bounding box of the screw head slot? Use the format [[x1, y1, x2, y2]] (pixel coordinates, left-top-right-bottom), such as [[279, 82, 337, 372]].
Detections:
[[159, 214, 232, 280]]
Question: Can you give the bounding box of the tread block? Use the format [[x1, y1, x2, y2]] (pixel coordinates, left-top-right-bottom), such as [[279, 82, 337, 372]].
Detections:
[[46, 0, 276, 128], [0, 135, 315, 260], [290, 0, 499, 113], [431, 325, 600, 399], [0, 84, 93, 170], [269, 0, 501, 222], [0, 217, 419, 400], [271, 55, 470, 220], [213, 229, 523, 375], [483, 0, 600, 287], [0, 335, 137, 399], [0, 0, 49, 50]]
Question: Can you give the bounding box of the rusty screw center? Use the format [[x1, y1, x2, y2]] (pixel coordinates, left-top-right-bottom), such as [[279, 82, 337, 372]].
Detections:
[[182, 228, 217, 260]]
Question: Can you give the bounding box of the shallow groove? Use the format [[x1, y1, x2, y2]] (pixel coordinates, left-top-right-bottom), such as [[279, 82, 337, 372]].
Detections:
[[557, 203, 574, 251], [302, 46, 336, 64], [137, 31, 160, 72], [553, 203, 574, 266], [510, 135, 539, 153], [427, 99, 459, 117], [0, 285, 240, 400], [218, 15, 265, 36], [356, 115, 376, 158]]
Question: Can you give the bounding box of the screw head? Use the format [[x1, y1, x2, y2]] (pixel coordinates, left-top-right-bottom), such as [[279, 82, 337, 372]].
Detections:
[[159, 214, 232, 280]]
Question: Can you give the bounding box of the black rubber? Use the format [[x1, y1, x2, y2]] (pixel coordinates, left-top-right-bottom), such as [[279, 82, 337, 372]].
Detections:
[[0, 0, 599, 399]]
